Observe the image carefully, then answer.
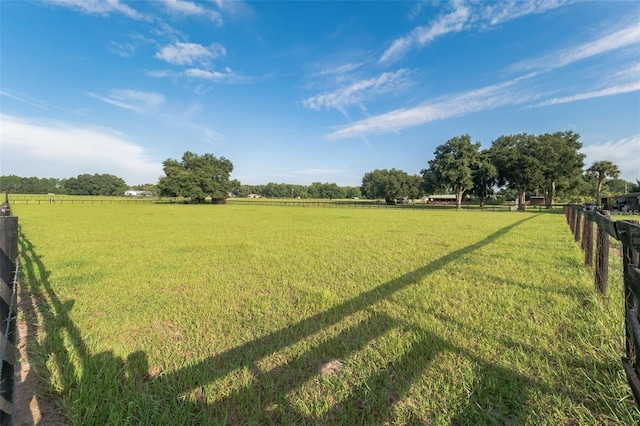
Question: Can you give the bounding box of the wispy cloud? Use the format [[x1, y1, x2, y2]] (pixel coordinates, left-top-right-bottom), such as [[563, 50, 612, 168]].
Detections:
[[326, 76, 537, 139], [303, 69, 412, 113], [581, 134, 640, 182], [380, 4, 470, 64], [0, 113, 162, 184], [210, 0, 254, 18], [479, 0, 575, 26], [328, 19, 639, 139], [535, 81, 640, 107], [87, 89, 165, 114], [107, 34, 155, 58], [184, 67, 249, 83], [44, 0, 148, 21], [0, 90, 49, 110], [310, 62, 365, 78], [160, 0, 223, 24], [155, 42, 226, 66], [509, 22, 640, 73], [379, 0, 572, 64]]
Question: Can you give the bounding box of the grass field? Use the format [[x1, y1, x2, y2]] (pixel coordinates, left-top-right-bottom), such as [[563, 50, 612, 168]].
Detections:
[[13, 202, 639, 424]]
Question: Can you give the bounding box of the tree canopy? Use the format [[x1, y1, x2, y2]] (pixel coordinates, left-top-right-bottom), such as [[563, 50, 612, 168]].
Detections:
[[470, 150, 498, 207], [488, 133, 541, 211], [64, 174, 128, 196], [535, 131, 584, 208], [422, 134, 482, 210], [587, 160, 620, 205], [0, 175, 61, 194], [361, 169, 422, 204], [158, 152, 234, 202]]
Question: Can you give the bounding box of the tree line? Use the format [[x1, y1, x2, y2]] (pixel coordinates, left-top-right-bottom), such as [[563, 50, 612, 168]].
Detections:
[[362, 132, 638, 210], [2, 132, 637, 207], [0, 173, 130, 196]]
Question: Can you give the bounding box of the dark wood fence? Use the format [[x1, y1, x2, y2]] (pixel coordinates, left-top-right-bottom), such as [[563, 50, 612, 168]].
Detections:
[[0, 198, 18, 424], [564, 205, 640, 405], [8, 196, 567, 212]]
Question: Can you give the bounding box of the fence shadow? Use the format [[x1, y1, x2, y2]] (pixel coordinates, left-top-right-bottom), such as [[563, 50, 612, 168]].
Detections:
[[17, 216, 547, 423]]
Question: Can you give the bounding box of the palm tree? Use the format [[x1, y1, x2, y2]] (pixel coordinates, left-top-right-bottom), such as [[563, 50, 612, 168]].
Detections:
[[587, 160, 620, 206]]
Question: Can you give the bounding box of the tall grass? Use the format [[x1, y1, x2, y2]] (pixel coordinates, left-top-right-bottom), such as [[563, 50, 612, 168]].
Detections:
[[14, 203, 638, 424]]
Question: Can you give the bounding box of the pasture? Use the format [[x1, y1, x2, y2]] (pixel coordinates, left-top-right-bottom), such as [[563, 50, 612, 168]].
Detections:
[[13, 203, 639, 424]]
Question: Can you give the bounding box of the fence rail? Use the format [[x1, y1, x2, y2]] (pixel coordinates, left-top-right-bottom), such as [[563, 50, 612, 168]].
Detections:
[[564, 204, 640, 406], [7, 196, 569, 212], [0, 198, 18, 424]]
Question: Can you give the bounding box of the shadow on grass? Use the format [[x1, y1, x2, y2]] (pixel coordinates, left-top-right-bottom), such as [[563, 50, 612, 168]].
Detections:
[[18, 215, 550, 424]]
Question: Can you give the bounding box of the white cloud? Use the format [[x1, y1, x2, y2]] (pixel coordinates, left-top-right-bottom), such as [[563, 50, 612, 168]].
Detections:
[[184, 68, 227, 81], [107, 34, 155, 58], [108, 41, 136, 58], [509, 22, 640, 73], [380, 0, 572, 64], [160, 0, 223, 24], [380, 4, 470, 64], [535, 81, 640, 107], [480, 0, 574, 26], [209, 0, 254, 18], [303, 69, 412, 112], [183, 67, 248, 83], [326, 76, 536, 139], [44, 0, 147, 20], [581, 135, 640, 182], [310, 63, 365, 78], [0, 114, 162, 185], [147, 70, 175, 78], [0, 90, 49, 110], [87, 89, 165, 114], [155, 42, 226, 66]]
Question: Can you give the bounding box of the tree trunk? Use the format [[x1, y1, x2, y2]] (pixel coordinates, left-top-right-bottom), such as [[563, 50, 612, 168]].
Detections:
[[456, 190, 463, 210], [596, 178, 603, 205], [545, 181, 555, 209], [518, 190, 527, 212]]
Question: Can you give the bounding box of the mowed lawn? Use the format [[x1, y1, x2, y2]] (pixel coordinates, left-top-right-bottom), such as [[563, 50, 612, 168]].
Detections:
[[14, 203, 639, 424]]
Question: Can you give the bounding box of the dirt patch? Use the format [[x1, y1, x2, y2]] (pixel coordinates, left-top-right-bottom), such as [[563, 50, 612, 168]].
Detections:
[[14, 294, 66, 425], [319, 359, 344, 376], [612, 246, 623, 258]]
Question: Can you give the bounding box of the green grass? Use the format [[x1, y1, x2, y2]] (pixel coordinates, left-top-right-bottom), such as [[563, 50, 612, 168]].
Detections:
[[14, 203, 638, 424]]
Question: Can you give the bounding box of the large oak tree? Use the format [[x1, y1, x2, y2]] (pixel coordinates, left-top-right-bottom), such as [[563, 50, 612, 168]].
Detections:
[[535, 131, 585, 208], [158, 151, 234, 203], [488, 133, 541, 211], [361, 168, 422, 204], [422, 134, 481, 210]]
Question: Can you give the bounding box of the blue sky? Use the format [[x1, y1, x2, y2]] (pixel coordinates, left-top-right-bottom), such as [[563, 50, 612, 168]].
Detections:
[[1, 0, 639, 186]]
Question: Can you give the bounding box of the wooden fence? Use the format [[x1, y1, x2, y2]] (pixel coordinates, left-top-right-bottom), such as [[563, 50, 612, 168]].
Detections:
[[564, 205, 640, 405], [7, 196, 568, 212], [0, 197, 18, 424]]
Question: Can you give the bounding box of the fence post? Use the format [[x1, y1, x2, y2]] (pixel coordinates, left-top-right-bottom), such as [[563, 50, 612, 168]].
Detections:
[[617, 220, 640, 392], [573, 208, 582, 242], [583, 216, 593, 267], [595, 210, 611, 293], [0, 200, 18, 424]]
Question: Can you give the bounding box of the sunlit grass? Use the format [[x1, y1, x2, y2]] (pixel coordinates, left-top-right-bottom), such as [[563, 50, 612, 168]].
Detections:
[[14, 203, 638, 424]]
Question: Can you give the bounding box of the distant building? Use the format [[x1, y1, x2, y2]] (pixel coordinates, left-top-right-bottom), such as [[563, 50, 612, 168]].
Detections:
[[602, 192, 640, 212], [528, 196, 545, 205], [427, 194, 457, 203], [248, 193, 261, 198], [124, 190, 153, 197]]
